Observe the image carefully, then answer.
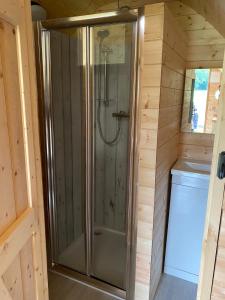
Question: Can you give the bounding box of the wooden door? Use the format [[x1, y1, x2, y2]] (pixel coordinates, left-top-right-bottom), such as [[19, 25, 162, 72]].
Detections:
[[0, 0, 48, 299], [197, 51, 225, 300], [211, 189, 225, 299]]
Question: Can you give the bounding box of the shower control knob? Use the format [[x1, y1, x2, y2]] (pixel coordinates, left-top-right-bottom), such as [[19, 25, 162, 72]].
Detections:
[[112, 111, 130, 119]]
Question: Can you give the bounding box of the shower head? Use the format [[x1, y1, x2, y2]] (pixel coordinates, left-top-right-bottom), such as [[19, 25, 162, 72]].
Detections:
[[97, 29, 110, 40]]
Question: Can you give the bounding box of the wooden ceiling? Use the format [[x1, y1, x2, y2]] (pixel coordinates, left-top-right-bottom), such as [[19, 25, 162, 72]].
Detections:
[[167, 1, 225, 47], [167, 1, 225, 68], [38, 0, 225, 39]]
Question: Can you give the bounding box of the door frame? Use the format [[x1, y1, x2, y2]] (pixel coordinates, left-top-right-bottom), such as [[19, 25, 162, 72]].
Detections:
[[34, 9, 143, 300], [197, 51, 225, 300]]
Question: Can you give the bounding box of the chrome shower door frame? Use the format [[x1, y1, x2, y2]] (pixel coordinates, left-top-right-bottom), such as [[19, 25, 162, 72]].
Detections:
[[88, 19, 141, 296], [36, 9, 143, 300]]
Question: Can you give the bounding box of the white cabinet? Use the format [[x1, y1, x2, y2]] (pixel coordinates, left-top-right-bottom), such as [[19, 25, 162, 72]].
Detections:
[[164, 160, 210, 283]]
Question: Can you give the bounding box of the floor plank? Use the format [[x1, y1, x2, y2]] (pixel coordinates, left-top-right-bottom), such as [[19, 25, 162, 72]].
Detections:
[[48, 272, 119, 300], [154, 274, 197, 300]]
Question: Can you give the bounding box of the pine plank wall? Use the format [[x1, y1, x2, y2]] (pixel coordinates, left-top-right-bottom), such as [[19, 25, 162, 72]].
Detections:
[[135, 3, 187, 299], [134, 3, 217, 300]]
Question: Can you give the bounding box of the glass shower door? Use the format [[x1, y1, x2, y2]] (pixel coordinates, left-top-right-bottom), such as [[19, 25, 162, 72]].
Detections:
[[41, 17, 137, 291], [90, 22, 135, 289], [45, 27, 87, 274]]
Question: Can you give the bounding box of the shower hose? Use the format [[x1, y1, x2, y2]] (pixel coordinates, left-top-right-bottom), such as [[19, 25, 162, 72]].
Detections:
[[97, 37, 121, 146], [97, 100, 121, 146]]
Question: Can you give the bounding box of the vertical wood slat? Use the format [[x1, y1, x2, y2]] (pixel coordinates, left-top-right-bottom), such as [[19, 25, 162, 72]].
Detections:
[[0, 32, 16, 237], [0, 18, 30, 300], [0, 20, 28, 216]]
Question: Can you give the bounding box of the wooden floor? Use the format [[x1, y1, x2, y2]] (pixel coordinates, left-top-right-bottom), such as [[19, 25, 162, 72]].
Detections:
[[154, 274, 197, 300], [49, 272, 197, 300], [48, 272, 119, 300]]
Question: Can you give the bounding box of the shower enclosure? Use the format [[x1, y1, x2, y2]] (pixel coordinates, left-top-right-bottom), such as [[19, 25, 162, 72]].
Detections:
[[36, 9, 140, 298]]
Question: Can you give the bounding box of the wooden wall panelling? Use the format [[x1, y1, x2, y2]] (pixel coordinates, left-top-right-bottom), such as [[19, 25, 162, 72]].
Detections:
[[186, 44, 225, 69], [135, 5, 163, 299], [186, 29, 224, 46], [179, 132, 214, 162], [150, 4, 186, 299], [134, 3, 186, 300]]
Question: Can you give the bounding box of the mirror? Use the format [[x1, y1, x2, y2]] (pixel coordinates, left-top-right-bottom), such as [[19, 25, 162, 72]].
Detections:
[[181, 68, 222, 134]]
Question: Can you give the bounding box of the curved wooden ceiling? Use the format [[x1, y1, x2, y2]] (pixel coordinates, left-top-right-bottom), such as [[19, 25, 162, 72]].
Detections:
[[39, 0, 225, 38]]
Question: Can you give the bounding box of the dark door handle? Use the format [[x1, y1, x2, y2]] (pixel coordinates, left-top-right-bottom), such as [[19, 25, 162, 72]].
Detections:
[[217, 151, 225, 179]]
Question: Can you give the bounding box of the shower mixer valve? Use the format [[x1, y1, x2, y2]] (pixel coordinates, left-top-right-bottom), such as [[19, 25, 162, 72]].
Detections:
[[112, 111, 130, 119]]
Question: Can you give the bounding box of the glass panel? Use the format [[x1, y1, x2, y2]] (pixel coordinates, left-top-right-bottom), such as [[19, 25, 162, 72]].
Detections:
[[91, 22, 135, 289], [49, 27, 86, 274]]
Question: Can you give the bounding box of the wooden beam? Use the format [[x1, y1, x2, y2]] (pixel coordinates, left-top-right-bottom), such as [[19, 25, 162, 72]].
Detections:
[[0, 208, 34, 276]]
